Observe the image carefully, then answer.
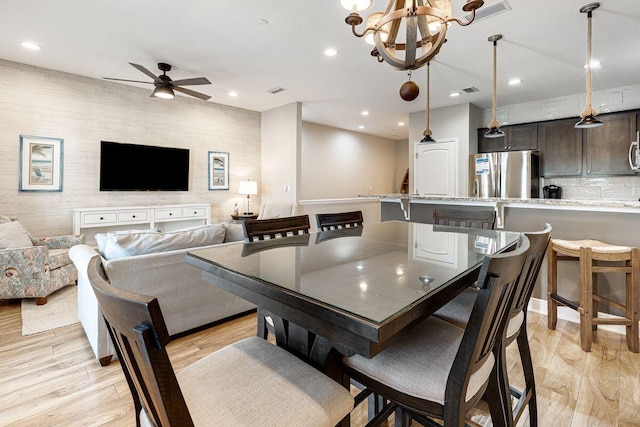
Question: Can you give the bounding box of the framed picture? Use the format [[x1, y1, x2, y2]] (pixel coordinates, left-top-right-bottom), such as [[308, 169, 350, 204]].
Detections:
[[208, 151, 229, 190], [19, 135, 63, 192]]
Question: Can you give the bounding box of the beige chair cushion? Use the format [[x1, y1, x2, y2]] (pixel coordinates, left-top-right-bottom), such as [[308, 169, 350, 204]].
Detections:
[[48, 248, 72, 270], [175, 337, 353, 427], [0, 221, 33, 249], [344, 317, 494, 405], [552, 238, 632, 254]]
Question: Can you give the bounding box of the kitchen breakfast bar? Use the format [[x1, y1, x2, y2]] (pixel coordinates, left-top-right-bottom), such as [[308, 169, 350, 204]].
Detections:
[[376, 194, 640, 306]]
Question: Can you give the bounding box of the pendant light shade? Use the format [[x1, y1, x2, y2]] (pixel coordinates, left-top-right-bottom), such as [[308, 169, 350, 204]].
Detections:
[[484, 34, 505, 139], [420, 62, 435, 143], [575, 3, 603, 128]]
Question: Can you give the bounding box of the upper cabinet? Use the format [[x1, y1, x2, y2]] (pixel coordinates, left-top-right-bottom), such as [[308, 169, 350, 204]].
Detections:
[[478, 123, 538, 153], [584, 112, 637, 176], [539, 119, 583, 177]]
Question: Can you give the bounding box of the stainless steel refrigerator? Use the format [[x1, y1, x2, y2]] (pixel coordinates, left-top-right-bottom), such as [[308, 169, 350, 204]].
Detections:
[[469, 151, 540, 198]]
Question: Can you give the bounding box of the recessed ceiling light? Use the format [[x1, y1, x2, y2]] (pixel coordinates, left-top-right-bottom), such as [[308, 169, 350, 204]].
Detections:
[[508, 78, 522, 86], [257, 19, 269, 25], [361, 110, 369, 116], [21, 41, 41, 50], [358, 125, 364, 129], [228, 91, 238, 97], [398, 122, 405, 126], [449, 92, 461, 97], [324, 48, 339, 56], [585, 60, 601, 69]]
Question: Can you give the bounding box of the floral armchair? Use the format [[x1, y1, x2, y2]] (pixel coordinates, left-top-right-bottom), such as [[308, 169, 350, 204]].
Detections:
[[0, 215, 85, 305]]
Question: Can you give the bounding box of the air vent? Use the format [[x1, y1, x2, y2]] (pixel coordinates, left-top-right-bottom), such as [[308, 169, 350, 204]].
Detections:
[[267, 87, 286, 94], [465, 0, 511, 22], [462, 87, 480, 93]]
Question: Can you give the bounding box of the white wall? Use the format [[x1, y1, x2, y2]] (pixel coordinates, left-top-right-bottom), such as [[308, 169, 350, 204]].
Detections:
[[409, 103, 482, 196], [301, 122, 397, 199], [0, 60, 261, 237], [261, 103, 301, 205], [394, 139, 409, 192]]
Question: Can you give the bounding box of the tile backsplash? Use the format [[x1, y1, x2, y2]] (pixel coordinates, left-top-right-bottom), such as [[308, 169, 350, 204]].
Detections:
[[542, 176, 640, 201]]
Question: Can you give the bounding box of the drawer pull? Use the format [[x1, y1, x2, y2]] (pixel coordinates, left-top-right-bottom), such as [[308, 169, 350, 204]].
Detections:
[[100, 217, 104, 220], [169, 213, 173, 216], [132, 215, 136, 218]]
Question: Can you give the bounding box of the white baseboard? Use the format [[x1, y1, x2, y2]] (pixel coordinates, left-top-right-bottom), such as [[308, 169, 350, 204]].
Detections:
[[528, 297, 632, 336]]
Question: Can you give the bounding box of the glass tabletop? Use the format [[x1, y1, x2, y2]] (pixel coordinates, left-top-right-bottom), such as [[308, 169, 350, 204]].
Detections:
[[188, 221, 520, 324]]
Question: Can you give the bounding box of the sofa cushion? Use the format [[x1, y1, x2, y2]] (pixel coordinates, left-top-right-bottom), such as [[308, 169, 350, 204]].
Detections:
[[221, 222, 245, 243], [48, 248, 73, 270], [0, 221, 33, 249], [101, 225, 226, 260], [95, 228, 161, 257]]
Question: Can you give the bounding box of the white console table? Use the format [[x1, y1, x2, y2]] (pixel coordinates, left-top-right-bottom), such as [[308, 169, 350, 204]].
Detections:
[[73, 204, 211, 235]]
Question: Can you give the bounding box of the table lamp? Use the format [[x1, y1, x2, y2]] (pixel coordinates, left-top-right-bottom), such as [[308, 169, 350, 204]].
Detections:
[[238, 179, 258, 215]]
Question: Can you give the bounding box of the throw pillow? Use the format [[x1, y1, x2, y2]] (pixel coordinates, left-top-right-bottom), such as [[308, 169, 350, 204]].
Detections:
[[0, 221, 33, 249], [221, 222, 245, 243], [102, 224, 225, 260]]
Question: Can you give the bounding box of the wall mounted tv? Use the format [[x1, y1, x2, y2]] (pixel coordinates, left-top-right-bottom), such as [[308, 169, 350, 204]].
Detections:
[[100, 141, 190, 191]]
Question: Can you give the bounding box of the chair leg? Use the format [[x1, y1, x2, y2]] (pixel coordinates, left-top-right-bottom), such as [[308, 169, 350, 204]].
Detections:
[[547, 244, 558, 330], [516, 322, 537, 427], [485, 343, 513, 427], [579, 247, 593, 352], [35, 297, 48, 305], [626, 249, 639, 353]]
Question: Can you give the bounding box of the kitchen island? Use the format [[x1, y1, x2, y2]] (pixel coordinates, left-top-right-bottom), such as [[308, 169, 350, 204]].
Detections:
[[370, 194, 640, 325]]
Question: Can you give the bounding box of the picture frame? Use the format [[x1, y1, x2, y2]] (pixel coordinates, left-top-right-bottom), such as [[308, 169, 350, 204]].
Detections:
[[208, 151, 229, 190], [19, 135, 63, 192]]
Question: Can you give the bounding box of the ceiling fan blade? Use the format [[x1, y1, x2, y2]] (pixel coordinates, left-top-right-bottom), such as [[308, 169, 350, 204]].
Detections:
[[129, 62, 161, 82], [170, 77, 211, 87], [174, 86, 211, 101], [103, 77, 154, 84]]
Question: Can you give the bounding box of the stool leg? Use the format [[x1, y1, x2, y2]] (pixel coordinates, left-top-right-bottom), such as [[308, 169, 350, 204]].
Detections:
[[592, 262, 598, 332], [547, 244, 558, 330], [626, 249, 639, 353], [579, 247, 593, 352]]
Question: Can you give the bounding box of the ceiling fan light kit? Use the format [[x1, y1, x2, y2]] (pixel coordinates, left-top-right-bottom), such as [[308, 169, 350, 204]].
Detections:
[[104, 62, 212, 101], [575, 2, 603, 129], [484, 34, 505, 139]]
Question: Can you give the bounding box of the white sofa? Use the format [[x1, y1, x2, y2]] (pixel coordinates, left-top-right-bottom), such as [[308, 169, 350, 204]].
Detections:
[[69, 223, 254, 366]]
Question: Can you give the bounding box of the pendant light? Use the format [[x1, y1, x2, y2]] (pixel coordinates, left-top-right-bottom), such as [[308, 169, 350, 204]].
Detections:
[[575, 3, 603, 128], [420, 62, 435, 143], [484, 34, 505, 139]]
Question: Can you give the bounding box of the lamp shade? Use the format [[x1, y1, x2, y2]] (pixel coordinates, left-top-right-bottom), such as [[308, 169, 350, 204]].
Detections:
[[340, 0, 372, 12], [238, 180, 258, 195]]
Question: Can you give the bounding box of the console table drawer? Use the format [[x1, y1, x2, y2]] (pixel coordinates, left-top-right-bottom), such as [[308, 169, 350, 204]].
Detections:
[[118, 210, 149, 223], [83, 212, 117, 225], [182, 207, 206, 218], [155, 208, 182, 220]]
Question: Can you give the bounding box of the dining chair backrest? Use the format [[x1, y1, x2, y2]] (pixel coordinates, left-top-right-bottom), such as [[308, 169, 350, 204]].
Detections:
[[433, 208, 496, 230], [447, 236, 529, 408], [86, 255, 193, 426], [243, 214, 311, 241], [316, 211, 364, 231], [510, 224, 552, 320]]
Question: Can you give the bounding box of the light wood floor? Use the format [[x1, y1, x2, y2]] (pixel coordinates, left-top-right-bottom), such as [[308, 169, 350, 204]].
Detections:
[[1, 298, 639, 426]]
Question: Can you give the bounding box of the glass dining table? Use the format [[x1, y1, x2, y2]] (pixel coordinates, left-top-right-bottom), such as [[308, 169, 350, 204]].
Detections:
[[186, 221, 520, 368]]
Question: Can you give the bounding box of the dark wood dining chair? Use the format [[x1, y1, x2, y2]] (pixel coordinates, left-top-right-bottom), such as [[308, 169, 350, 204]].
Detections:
[[433, 208, 497, 230], [342, 235, 530, 427], [433, 224, 552, 427], [86, 255, 353, 427], [242, 214, 310, 241], [316, 211, 363, 231]]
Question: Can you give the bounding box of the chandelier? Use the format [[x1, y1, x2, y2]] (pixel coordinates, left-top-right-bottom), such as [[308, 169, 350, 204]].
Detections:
[[340, 0, 485, 71]]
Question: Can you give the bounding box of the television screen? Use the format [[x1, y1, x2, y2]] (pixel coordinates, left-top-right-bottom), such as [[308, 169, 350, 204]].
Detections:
[[100, 141, 190, 191]]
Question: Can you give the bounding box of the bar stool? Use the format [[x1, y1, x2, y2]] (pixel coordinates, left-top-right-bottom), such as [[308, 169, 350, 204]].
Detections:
[[547, 238, 639, 353]]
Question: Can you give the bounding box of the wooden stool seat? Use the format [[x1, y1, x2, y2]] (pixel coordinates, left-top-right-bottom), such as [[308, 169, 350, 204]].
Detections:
[[547, 238, 639, 353]]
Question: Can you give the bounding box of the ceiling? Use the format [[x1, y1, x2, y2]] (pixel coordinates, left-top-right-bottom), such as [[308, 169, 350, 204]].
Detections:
[[1, 1, 639, 140]]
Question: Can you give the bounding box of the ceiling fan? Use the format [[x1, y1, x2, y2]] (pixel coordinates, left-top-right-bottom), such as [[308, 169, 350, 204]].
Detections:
[[104, 62, 211, 100]]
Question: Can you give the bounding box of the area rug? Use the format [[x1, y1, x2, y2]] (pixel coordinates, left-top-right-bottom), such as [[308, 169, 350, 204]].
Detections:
[[21, 285, 79, 336]]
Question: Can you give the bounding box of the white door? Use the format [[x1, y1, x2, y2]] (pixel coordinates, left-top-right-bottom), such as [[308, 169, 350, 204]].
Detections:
[[414, 138, 458, 196]]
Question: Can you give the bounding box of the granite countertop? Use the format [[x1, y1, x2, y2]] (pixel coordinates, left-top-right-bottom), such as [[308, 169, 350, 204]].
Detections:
[[365, 194, 640, 209]]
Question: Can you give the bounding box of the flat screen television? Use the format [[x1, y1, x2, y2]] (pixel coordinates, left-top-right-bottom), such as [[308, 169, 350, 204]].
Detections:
[[100, 141, 190, 191]]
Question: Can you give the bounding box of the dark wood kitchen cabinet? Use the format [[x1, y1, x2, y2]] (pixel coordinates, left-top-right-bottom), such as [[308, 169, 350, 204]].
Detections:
[[539, 119, 583, 177], [584, 111, 637, 176], [478, 123, 538, 153]]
